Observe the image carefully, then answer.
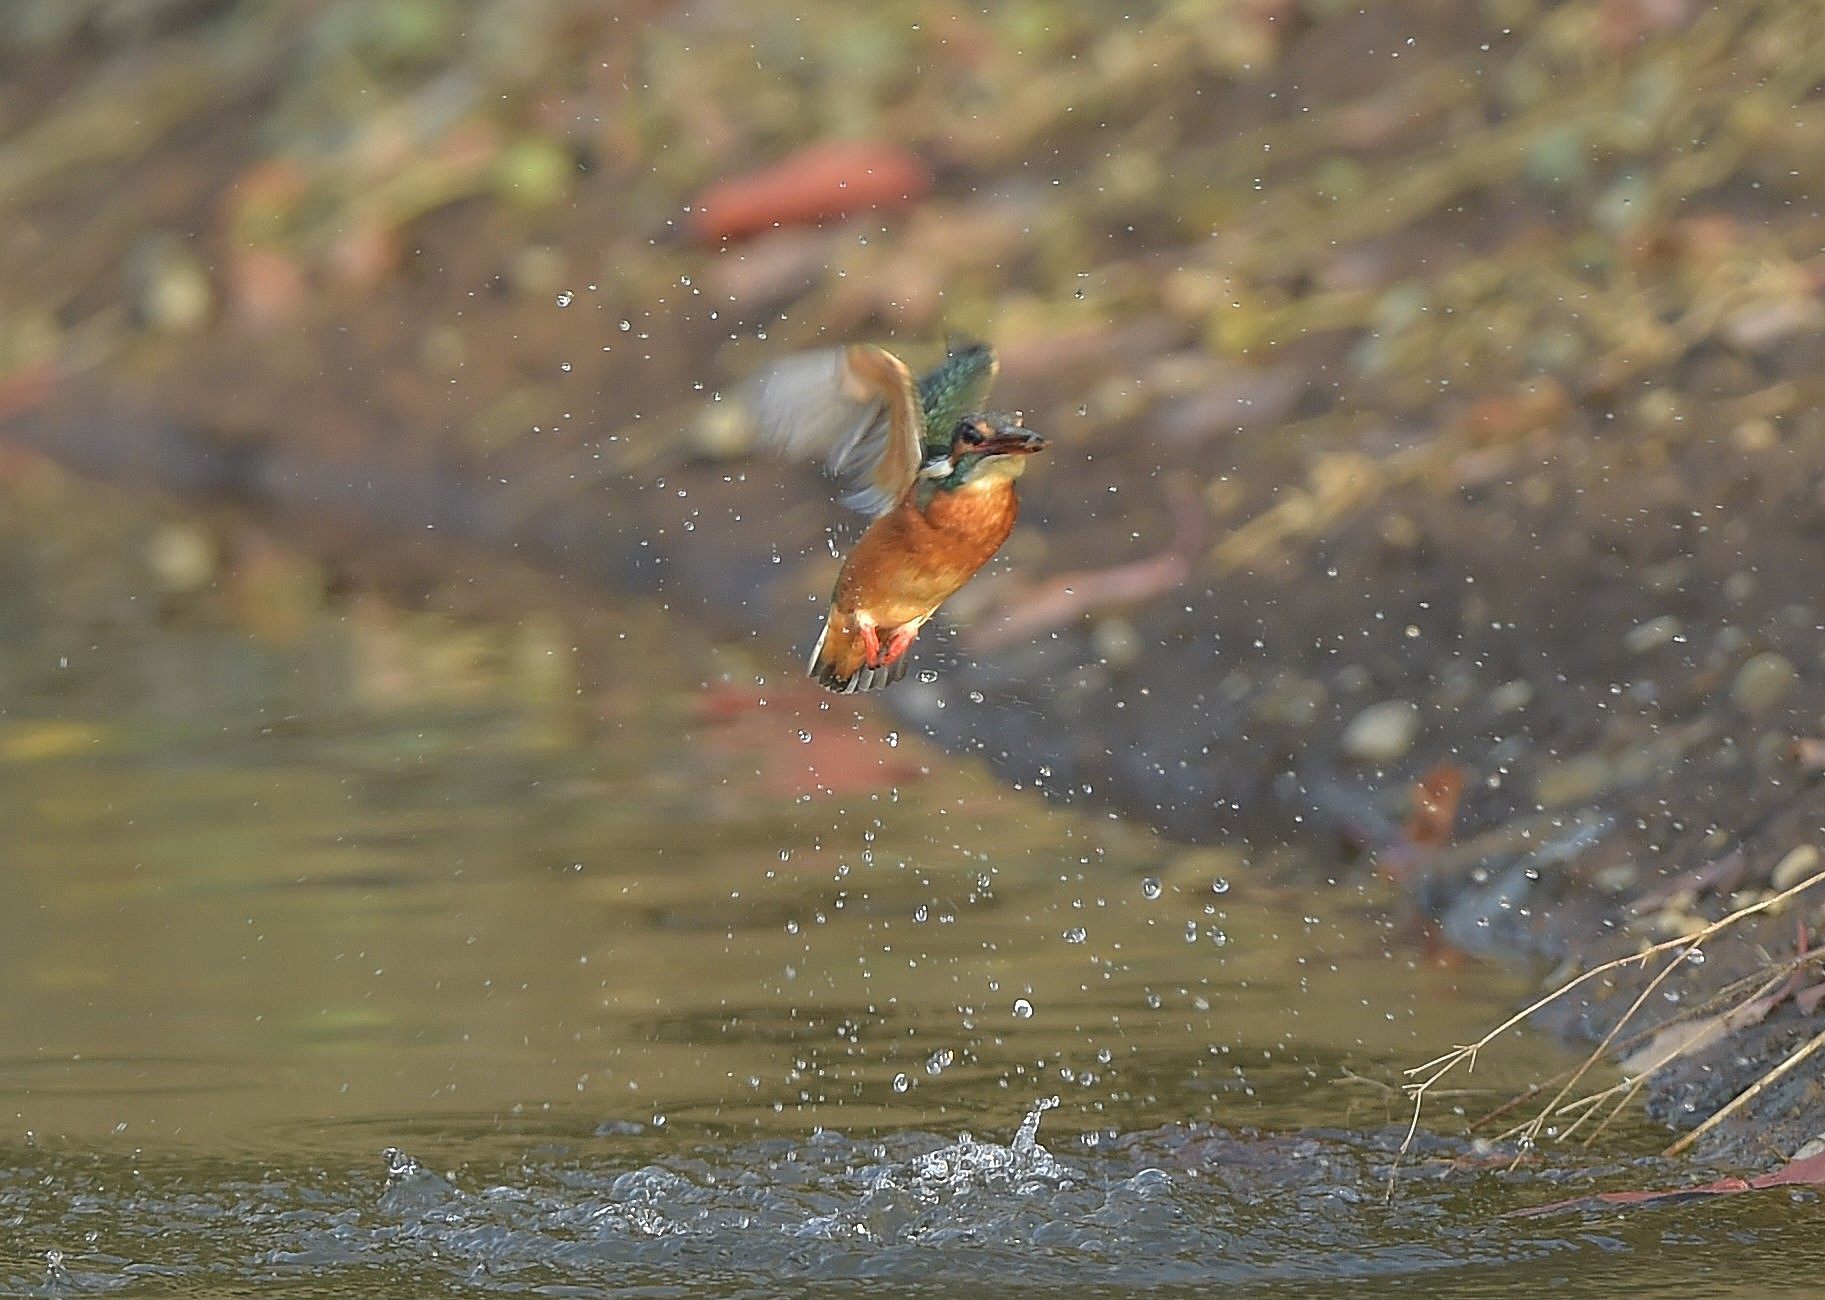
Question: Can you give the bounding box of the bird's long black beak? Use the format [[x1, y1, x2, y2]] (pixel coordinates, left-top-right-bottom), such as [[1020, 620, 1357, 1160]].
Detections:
[[981, 416, 1046, 456]]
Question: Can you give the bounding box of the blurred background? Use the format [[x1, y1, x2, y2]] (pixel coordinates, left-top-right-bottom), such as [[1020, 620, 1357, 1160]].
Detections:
[[6, 1, 1825, 1293]]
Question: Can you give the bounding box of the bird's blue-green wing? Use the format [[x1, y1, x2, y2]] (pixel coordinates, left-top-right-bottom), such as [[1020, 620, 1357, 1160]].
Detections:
[[917, 341, 999, 454]]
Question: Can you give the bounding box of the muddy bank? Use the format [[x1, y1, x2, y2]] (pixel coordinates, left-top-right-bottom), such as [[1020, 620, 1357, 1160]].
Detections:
[[7, 0, 1825, 1164]]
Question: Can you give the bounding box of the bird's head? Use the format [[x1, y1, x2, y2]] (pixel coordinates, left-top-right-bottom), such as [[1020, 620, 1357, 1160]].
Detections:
[[923, 413, 1046, 486]]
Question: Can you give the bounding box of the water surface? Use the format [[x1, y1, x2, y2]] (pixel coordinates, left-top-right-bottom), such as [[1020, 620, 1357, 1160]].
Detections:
[[2, 474, 1817, 1296]]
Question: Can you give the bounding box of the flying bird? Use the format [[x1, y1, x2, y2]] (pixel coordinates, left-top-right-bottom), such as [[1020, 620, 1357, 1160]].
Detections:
[[746, 341, 1046, 692]]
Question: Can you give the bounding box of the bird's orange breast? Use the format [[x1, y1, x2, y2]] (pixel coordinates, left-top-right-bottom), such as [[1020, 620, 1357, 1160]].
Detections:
[[833, 478, 1019, 626]]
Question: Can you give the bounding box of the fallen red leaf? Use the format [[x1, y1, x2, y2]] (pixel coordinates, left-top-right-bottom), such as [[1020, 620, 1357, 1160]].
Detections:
[[1403, 762, 1465, 850], [1511, 1151, 1825, 1217], [688, 141, 932, 244]]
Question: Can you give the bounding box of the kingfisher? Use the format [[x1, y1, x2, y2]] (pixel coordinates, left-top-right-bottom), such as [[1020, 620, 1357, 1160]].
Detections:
[[746, 341, 1046, 692]]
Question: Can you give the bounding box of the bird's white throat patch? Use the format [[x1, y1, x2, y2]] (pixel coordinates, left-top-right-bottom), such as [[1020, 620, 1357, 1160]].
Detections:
[[967, 455, 1028, 484], [919, 451, 1029, 489]]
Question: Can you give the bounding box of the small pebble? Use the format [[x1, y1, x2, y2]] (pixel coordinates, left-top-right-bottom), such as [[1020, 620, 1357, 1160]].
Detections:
[[688, 403, 753, 460], [1652, 908, 1707, 939], [1624, 615, 1682, 654], [1732, 651, 1797, 715], [1791, 1133, 1825, 1162], [1771, 844, 1821, 891], [133, 239, 212, 333], [1339, 700, 1418, 763], [145, 522, 217, 593], [1487, 678, 1533, 715], [1254, 676, 1326, 727], [1534, 753, 1613, 806], [1592, 862, 1639, 894], [1091, 617, 1142, 669]]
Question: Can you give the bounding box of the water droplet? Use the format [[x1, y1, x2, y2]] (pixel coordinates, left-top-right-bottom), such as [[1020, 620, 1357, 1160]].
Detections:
[[559, 361, 572, 372], [555, 290, 574, 307], [885, 731, 900, 748], [619, 319, 632, 332], [1211, 878, 1231, 895], [797, 730, 812, 743], [382, 1147, 421, 1181], [926, 1048, 954, 1075], [1012, 998, 1034, 1019], [1141, 876, 1163, 900], [892, 1072, 911, 1093], [1063, 926, 1087, 944]]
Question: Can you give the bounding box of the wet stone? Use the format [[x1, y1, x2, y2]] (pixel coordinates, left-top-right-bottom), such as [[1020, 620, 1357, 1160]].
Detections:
[[1091, 617, 1142, 669], [688, 403, 753, 460], [1732, 651, 1797, 715], [1486, 679, 1533, 714], [1624, 615, 1682, 654], [1533, 753, 1614, 807], [1254, 676, 1327, 727], [1651, 908, 1707, 940], [1592, 861, 1639, 894], [1433, 661, 1478, 711], [1714, 626, 1748, 658], [131, 236, 213, 334], [1771, 844, 1821, 891], [1339, 700, 1418, 764], [145, 522, 217, 593]]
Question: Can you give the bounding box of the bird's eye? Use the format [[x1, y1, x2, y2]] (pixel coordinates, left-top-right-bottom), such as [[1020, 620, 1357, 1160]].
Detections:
[[956, 421, 984, 446]]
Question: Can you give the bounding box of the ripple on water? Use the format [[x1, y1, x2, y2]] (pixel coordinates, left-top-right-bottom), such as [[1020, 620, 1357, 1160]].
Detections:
[[7, 1102, 1822, 1297]]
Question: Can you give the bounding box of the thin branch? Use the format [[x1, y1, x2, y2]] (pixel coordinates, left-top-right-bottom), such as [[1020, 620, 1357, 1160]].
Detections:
[[1388, 866, 1825, 1197]]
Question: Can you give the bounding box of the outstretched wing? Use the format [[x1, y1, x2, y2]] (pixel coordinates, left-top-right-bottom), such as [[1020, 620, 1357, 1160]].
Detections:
[[745, 344, 923, 517], [918, 341, 999, 453]]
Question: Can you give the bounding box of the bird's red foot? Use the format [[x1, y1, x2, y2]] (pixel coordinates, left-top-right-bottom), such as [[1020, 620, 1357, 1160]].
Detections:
[[858, 621, 884, 668], [879, 625, 918, 666]]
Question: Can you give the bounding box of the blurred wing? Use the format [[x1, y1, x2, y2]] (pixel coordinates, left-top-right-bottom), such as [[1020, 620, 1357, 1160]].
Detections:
[[747, 345, 922, 516]]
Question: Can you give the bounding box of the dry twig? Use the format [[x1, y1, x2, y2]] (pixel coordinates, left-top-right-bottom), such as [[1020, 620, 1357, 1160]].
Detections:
[[1390, 866, 1825, 1197]]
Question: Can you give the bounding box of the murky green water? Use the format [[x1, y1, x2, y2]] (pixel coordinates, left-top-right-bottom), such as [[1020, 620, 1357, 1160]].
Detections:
[[2, 469, 1823, 1297]]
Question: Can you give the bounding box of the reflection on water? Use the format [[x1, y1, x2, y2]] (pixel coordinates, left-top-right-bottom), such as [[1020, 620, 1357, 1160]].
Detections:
[[7, 469, 1814, 1296], [0, 468, 1534, 1150]]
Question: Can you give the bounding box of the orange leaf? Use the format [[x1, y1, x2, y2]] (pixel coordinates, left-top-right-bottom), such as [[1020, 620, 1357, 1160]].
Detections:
[[689, 141, 931, 244]]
